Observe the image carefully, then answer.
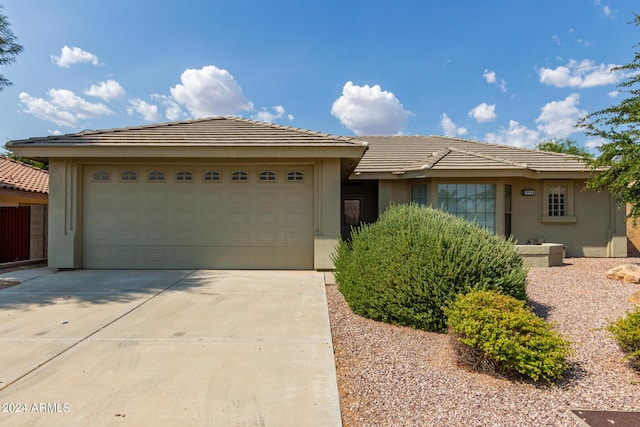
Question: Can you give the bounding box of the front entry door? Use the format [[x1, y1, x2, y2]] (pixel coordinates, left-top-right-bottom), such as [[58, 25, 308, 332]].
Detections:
[[341, 197, 364, 240]]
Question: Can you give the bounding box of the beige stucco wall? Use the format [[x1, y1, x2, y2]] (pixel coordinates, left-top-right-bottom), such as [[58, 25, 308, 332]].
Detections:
[[382, 177, 626, 258], [510, 179, 625, 257], [313, 158, 342, 270], [0, 188, 48, 207], [48, 159, 83, 268]]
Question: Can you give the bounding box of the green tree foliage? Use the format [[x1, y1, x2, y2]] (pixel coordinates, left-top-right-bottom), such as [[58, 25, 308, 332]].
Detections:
[[535, 138, 593, 159], [578, 14, 640, 218], [332, 204, 528, 332], [0, 4, 23, 90]]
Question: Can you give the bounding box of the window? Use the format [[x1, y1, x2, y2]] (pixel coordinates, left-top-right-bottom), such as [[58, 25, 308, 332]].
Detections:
[[287, 171, 304, 181], [259, 171, 276, 182], [411, 184, 428, 206], [203, 171, 221, 182], [547, 185, 566, 216], [542, 181, 576, 223], [120, 170, 138, 182], [92, 170, 110, 182], [148, 171, 166, 182], [438, 183, 496, 234], [505, 184, 512, 237], [176, 171, 193, 182], [232, 171, 248, 181]]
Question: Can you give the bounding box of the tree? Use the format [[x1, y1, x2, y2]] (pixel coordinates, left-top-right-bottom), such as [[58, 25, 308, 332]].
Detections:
[[0, 4, 23, 91], [535, 137, 593, 159], [578, 14, 640, 219]]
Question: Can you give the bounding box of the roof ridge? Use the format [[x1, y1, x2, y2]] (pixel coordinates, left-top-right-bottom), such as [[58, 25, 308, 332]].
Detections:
[[402, 148, 451, 171], [447, 146, 528, 168], [228, 116, 356, 142]]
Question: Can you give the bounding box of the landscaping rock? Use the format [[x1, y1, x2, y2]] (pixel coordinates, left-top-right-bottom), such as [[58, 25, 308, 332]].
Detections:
[[606, 264, 640, 283], [630, 291, 640, 305]]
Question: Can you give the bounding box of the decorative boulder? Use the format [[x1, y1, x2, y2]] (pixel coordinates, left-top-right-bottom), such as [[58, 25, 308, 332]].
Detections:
[[606, 264, 640, 284]]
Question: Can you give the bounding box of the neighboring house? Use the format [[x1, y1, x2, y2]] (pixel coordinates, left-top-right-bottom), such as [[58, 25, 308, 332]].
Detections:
[[6, 117, 627, 270], [0, 156, 49, 263]]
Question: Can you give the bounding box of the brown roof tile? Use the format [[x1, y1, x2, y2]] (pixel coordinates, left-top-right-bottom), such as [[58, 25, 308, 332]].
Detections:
[[353, 135, 590, 174], [9, 116, 359, 147], [0, 157, 49, 194]]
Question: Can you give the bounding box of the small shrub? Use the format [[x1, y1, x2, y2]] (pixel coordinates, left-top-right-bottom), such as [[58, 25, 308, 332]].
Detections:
[[332, 204, 528, 332], [445, 290, 572, 383], [607, 306, 640, 370]]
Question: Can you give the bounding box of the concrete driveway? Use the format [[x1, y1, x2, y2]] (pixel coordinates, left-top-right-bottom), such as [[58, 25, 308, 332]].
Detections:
[[0, 269, 341, 426]]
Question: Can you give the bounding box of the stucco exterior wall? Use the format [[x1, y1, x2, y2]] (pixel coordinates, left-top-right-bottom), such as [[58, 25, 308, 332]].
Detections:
[[314, 158, 342, 270], [510, 179, 625, 257], [381, 177, 626, 258], [48, 159, 83, 268]]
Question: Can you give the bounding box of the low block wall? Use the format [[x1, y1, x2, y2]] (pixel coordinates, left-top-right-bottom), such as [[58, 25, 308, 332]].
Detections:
[[516, 243, 565, 267]]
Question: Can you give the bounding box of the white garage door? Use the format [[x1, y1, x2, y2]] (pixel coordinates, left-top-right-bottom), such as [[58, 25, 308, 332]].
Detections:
[[83, 165, 314, 269]]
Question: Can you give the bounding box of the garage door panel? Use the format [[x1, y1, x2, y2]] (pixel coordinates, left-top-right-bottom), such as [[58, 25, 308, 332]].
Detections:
[[83, 165, 313, 269]]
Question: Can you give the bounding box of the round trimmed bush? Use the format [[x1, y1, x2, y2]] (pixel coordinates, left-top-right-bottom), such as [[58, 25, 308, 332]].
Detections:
[[445, 289, 572, 382], [607, 306, 640, 370], [332, 204, 528, 332]]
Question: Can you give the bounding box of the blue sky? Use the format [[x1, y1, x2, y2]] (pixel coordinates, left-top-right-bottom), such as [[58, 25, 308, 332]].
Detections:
[[0, 1, 637, 151]]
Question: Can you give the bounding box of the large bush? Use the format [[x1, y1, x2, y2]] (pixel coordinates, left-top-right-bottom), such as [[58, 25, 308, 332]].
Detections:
[[332, 204, 528, 332], [445, 290, 572, 382], [607, 306, 640, 370]]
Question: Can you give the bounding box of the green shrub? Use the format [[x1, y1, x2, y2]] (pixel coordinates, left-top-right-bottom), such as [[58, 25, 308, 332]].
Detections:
[[332, 204, 528, 332], [607, 306, 640, 370], [444, 290, 572, 382]]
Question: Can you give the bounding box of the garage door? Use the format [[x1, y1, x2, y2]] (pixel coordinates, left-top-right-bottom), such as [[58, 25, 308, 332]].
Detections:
[[83, 165, 314, 269]]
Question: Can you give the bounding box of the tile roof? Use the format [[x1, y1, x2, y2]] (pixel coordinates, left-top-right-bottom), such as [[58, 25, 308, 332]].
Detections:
[[352, 135, 590, 174], [0, 157, 49, 194], [8, 116, 360, 147]]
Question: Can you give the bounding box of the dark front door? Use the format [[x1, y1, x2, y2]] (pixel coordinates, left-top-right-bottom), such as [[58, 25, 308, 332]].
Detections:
[[0, 206, 30, 263], [340, 180, 379, 240]]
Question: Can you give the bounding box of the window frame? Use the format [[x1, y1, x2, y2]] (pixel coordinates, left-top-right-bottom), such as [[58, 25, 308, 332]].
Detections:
[[120, 170, 139, 182], [259, 171, 277, 182], [203, 170, 222, 183], [148, 170, 166, 183], [176, 170, 194, 182], [92, 170, 111, 182], [231, 171, 249, 182], [542, 180, 576, 223], [287, 171, 304, 182]]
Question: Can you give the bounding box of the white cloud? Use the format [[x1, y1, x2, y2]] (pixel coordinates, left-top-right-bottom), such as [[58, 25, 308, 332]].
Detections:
[[252, 105, 294, 123], [151, 94, 185, 121], [608, 90, 619, 98], [586, 137, 606, 150], [485, 120, 541, 148], [19, 89, 114, 127], [468, 103, 497, 123], [483, 70, 497, 84], [330, 81, 409, 135], [127, 98, 162, 122], [85, 80, 126, 101], [552, 35, 561, 45], [539, 59, 624, 88], [535, 93, 586, 138], [52, 45, 100, 68], [440, 113, 468, 137], [483, 69, 507, 92], [169, 65, 253, 118], [603, 5, 613, 18]]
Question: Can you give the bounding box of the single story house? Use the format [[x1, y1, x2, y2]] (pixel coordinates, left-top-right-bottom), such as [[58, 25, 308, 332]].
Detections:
[[6, 117, 626, 270], [0, 156, 49, 263]]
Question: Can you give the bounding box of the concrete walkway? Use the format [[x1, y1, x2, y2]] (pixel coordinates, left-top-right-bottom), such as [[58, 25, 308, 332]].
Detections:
[[0, 269, 341, 426]]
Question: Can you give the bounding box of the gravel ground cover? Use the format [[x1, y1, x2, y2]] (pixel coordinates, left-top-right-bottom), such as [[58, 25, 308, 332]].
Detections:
[[327, 257, 640, 427]]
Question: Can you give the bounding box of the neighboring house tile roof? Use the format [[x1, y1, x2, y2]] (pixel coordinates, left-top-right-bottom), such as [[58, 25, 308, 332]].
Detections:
[[8, 116, 360, 147], [352, 135, 590, 174], [0, 157, 49, 194]]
